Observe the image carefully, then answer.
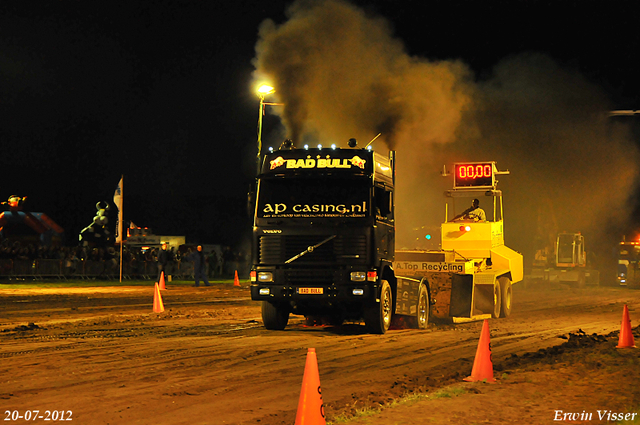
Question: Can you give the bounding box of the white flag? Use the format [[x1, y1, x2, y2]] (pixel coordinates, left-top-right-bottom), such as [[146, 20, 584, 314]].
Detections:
[[114, 177, 123, 244]]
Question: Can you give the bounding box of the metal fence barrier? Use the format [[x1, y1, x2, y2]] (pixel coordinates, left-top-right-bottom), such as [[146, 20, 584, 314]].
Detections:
[[0, 258, 249, 281], [0, 259, 206, 280], [0, 259, 14, 278]]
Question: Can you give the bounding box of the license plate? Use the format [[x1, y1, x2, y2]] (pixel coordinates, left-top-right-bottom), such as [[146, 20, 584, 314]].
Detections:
[[297, 287, 324, 295]]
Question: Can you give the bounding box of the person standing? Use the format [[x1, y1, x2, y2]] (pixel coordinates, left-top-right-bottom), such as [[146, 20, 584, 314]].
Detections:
[[188, 245, 211, 287], [208, 250, 218, 278], [157, 242, 169, 285]]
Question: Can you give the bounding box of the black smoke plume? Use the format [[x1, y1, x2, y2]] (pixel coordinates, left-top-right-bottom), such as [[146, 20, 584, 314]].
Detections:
[[253, 0, 639, 273]]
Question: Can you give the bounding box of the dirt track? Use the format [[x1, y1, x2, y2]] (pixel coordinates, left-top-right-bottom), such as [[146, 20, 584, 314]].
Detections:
[[1, 282, 639, 424]]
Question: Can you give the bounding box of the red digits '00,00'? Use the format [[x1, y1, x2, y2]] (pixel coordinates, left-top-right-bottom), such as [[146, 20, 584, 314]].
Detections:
[[458, 164, 491, 179]]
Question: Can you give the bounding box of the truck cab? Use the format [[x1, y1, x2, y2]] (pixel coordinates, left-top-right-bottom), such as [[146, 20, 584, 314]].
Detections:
[[618, 240, 640, 287], [250, 144, 396, 333]]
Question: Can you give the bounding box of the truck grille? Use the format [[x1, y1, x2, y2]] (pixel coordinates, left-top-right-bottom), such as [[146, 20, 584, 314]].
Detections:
[[259, 235, 367, 264], [285, 269, 338, 285]]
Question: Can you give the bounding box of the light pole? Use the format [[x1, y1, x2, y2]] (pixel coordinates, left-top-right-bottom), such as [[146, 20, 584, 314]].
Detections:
[[249, 85, 277, 222], [256, 84, 284, 165]]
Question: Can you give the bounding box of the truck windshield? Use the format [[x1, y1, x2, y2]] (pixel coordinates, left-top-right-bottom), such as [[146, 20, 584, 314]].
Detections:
[[257, 178, 369, 220], [620, 244, 640, 261], [557, 234, 578, 263]]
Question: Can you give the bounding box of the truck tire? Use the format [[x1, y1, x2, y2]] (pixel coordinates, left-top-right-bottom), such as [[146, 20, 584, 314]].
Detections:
[[414, 284, 430, 329], [364, 280, 393, 334], [492, 281, 502, 319], [262, 301, 289, 330], [498, 276, 512, 318]]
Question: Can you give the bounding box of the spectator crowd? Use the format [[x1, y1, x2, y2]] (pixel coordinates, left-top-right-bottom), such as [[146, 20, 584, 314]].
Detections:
[[0, 240, 248, 280]]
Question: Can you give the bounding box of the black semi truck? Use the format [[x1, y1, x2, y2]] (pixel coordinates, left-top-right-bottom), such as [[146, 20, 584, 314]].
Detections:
[[250, 144, 402, 333]]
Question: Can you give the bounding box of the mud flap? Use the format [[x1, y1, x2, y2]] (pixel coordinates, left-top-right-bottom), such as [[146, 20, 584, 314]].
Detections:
[[395, 277, 421, 315], [450, 274, 473, 317]]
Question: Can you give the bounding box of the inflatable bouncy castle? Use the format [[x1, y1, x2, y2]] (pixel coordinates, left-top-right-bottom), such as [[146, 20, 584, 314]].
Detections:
[[0, 195, 65, 246]]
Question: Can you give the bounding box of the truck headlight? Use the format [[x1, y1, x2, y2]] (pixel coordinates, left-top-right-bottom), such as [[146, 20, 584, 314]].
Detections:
[[259, 288, 270, 295], [258, 272, 273, 282], [352, 288, 364, 296], [350, 271, 366, 282]]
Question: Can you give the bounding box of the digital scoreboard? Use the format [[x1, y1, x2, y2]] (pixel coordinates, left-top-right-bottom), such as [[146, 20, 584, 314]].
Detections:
[[453, 162, 495, 188]]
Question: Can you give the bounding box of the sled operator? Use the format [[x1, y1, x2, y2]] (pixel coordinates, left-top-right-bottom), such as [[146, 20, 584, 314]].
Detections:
[[453, 198, 486, 222]]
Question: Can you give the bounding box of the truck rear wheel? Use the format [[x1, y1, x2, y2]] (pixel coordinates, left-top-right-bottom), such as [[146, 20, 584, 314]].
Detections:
[[492, 281, 502, 319], [364, 280, 393, 334], [415, 284, 429, 329], [498, 277, 512, 318], [262, 301, 290, 330]]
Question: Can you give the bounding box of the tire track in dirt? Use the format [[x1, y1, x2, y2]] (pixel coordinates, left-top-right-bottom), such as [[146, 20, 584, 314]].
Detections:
[[1, 285, 639, 424]]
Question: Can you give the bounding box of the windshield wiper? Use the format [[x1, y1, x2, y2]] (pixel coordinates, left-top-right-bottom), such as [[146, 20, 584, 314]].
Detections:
[[284, 235, 337, 264]]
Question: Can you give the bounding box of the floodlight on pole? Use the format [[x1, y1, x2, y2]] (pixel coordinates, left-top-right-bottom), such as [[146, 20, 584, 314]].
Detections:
[[256, 84, 283, 172], [257, 86, 275, 158], [257, 85, 275, 96]]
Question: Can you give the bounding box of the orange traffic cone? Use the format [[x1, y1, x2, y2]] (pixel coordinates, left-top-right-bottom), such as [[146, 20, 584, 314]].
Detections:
[[294, 348, 326, 425], [153, 282, 165, 313], [159, 271, 166, 290], [234, 270, 240, 287], [617, 304, 636, 348], [464, 319, 496, 383]]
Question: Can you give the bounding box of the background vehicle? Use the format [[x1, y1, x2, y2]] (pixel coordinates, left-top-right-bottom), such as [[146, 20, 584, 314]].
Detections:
[[530, 232, 599, 287], [617, 239, 640, 287]]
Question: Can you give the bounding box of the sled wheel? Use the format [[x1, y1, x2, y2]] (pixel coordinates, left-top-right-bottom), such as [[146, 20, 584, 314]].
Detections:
[[498, 276, 512, 318], [415, 284, 429, 329], [491, 280, 502, 319]]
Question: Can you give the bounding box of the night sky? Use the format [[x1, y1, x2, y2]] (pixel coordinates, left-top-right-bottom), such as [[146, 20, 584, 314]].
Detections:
[[1, 1, 639, 253]]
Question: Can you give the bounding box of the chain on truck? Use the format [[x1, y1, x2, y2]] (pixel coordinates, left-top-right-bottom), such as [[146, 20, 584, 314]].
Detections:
[[250, 140, 523, 334]]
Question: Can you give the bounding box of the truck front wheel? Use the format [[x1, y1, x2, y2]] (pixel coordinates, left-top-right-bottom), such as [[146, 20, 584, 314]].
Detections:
[[262, 301, 290, 330], [364, 280, 393, 334]]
